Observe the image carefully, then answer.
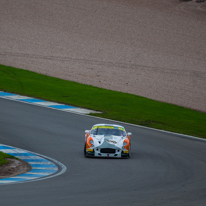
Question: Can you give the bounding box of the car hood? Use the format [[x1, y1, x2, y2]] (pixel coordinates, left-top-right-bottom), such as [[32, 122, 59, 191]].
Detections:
[[92, 134, 125, 149]]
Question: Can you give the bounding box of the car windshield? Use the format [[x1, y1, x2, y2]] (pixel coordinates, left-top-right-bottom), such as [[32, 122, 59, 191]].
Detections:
[[91, 128, 126, 136]]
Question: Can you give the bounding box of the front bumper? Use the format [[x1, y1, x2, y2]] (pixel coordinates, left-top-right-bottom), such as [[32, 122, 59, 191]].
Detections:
[[86, 148, 129, 158]]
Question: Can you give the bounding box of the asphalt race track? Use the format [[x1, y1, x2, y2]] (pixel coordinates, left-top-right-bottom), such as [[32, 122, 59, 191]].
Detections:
[[0, 98, 206, 206]]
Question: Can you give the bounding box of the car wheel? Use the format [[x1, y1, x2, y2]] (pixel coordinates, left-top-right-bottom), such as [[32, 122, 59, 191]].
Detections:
[[84, 143, 87, 157], [128, 144, 131, 158]]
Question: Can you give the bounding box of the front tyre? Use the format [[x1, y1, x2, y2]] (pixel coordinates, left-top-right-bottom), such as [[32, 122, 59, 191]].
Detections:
[[128, 143, 131, 158], [84, 143, 87, 157]]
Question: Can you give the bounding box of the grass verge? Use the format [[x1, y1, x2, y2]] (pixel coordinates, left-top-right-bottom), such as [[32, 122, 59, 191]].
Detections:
[[0, 64, 206, 138], [0, 151, 17, 166]]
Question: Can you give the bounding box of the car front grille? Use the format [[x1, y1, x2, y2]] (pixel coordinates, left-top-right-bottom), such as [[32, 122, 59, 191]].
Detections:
[[100, 148, 116, 153]]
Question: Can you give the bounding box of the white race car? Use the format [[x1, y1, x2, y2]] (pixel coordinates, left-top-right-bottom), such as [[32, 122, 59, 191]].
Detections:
[[84, 124, 132, 158]]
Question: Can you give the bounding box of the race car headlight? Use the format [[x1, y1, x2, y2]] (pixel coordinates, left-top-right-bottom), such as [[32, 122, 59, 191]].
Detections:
[[89, 140, 94, 144], [123, 142, 127, 146]]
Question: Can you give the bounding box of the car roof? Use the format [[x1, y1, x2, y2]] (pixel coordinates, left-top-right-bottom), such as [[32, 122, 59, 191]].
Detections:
[[92, 124, 125, 129]]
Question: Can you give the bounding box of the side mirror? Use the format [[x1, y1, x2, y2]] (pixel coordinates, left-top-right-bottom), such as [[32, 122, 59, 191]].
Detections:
[[85, 130, 90, 134], [127, 132, 132, 136]]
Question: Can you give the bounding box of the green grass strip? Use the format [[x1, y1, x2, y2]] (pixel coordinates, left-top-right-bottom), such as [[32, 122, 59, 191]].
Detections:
[[0, 151, 17, 166], [0, 64, 206, 138]]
